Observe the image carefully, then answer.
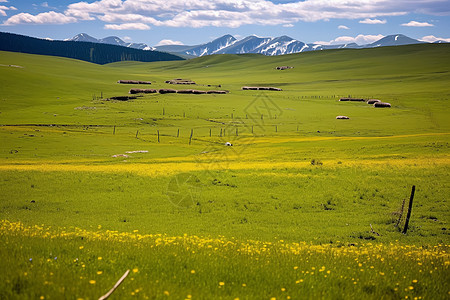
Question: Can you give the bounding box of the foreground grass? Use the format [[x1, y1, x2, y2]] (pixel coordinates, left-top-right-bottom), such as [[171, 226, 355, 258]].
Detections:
[[1, 220, 448, 300]]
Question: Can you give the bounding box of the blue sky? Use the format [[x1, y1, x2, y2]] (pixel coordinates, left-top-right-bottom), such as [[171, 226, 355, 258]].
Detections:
[[1, 0, 449, 46]]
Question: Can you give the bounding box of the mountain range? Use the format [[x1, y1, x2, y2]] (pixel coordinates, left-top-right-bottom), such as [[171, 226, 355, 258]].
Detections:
[[67, 33, 154, 51], [154, 34, 428, 56], [0, 31, 182, 64], [69, 33, 441, 57]]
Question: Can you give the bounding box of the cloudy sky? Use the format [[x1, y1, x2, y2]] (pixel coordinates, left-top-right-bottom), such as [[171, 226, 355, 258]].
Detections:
[[1, 0, 449, 46]]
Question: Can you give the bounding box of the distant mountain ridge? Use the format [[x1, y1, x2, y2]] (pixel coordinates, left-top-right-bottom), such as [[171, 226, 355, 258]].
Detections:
[[67, 32, 442, 57], [67, 33, 154, 50], [0, 32, 183, 64], [152, 34, 431, 57]]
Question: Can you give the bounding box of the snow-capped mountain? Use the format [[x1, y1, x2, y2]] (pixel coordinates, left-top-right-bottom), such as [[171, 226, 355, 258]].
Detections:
[[67, 33, 154, 50], [216, 35, 272, 54], [156, 34, 424, 57], [305, 42, 362, 51], [69, 33, 428, 57], [155, 35, 237, 56], [367, 34, 423, 48], [185, 34, 237, 56]]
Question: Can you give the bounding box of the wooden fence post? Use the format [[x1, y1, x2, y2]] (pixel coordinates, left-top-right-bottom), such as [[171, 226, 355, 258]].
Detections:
[[189, 129, 193, 145], [157, 130, 160, 143], [135, 130, 139, 139], [402, 185, 416, 234]]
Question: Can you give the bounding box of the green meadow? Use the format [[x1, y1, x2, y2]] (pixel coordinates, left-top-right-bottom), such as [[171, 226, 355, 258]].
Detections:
[[0, 44, 449, 299]]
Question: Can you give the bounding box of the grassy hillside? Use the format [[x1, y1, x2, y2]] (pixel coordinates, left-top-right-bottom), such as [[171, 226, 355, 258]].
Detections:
[[0, 44, 449, 299]]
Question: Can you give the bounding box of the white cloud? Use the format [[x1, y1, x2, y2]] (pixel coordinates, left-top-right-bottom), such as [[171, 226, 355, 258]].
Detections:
[[319, 34, 385, 45], [283, 24, 294, 27], [338, 25, 349, 30], [401, 21, 434, 27], [156, 39, 184, 46], [0, 4, 16, 16], [104, 22, 150, 30], [3, 0, 450, 28], [313, 40, 331, 45], [41, 2, 48, 8], [3, 11, 77, 25], [359, 18, 387, 24], [420, 35, 450, 42]]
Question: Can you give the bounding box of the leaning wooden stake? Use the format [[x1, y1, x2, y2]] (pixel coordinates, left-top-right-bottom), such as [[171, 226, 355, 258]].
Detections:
[[98, 269, 130, 300], [402, 185, 416, 234], [157, 130, 160, 143], [135, 130, 139, 139], [189, 129, 193, 145]]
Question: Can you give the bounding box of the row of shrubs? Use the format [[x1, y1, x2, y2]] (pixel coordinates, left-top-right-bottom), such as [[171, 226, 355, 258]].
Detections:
[[117, 80, 152, 84], [165, 79, 196, 85], [339, 97, 391, 107], [129, 88, 229, 95], [242, 86, 282, 91]]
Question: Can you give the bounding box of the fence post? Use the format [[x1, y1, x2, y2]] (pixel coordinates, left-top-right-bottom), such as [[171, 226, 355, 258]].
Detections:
[[402, 185, 416, 234], [189, 129, 193, 145]]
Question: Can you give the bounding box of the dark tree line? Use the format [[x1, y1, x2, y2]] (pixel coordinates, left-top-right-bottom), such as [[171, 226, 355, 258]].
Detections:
[[0, 31, 184, 64]]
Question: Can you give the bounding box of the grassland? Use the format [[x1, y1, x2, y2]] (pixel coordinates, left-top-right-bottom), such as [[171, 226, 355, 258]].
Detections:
[[0, 44, 449, 299]]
